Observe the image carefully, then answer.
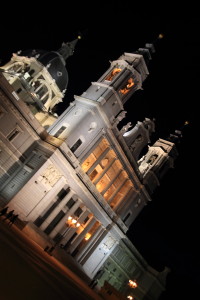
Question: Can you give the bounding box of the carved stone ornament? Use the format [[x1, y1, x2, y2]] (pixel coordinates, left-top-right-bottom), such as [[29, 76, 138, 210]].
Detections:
[[41, 164, 62, 186]]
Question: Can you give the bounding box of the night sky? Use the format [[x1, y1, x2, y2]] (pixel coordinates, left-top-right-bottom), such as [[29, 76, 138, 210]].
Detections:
[[1, 3, 199, 299]]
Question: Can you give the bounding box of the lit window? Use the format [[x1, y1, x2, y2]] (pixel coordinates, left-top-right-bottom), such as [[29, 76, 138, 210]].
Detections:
[[120, 77, 134, 95], [85, 233, 91, 241], [89, 169, 98, 181], [81, 138, 134, 207], [105, 67, 122, 81]]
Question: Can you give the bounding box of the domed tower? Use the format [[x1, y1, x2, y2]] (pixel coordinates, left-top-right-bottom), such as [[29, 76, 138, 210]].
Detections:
[[0, 36, 80, 128]]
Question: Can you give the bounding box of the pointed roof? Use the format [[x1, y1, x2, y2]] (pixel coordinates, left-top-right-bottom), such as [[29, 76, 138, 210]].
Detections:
[[135, 33, 164, 65], [57, 36, 81, 65], [18, 36, 81, 92]]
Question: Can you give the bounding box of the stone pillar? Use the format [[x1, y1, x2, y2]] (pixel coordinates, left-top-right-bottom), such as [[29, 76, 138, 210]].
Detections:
[[107, 178, 128, 204], [101, 169, 122, 195], [93, 158, 116, 185], [76, 224, 103, 263], [78, 226, 110, 266], [86, 147, 110, 175], [68, 217, 97, 254], [40, 190, 75, 231], [61, 209, 89, 246], [48, 196, 81, 239]]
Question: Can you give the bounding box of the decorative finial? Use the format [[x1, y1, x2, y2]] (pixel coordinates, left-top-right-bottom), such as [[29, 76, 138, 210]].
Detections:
[[57, 36, 81, 65], [158, 33, 164, 39], [184, 120, 189, 126]]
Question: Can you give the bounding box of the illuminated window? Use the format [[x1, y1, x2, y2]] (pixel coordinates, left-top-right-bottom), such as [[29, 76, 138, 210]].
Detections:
[[119, 77, 134, 95], [89, 169, 98, 181], [105, 67, 122, 81], [85, 233, 91, 241], [81, 138, 134, 207]]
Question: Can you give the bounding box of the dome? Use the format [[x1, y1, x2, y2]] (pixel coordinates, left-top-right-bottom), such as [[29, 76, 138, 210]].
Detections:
[[20, 49, 69, 91], [18, 37, 80, 92]]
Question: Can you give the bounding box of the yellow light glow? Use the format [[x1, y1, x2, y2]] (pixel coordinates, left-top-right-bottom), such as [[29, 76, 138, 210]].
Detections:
[[128, 280, 138, 288], [120, 78, 134, 95], [105, 68, 122, 81], [158, 33, 164, 39], [72, 219, 77, 224], [68, 216, 72, 220], [85, 233, 91, 241], [76, 222, 80, 227], [127, 296, 133, 300]]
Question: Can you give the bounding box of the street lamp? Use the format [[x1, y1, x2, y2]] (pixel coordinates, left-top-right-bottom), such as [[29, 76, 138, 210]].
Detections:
[[128, 280, 138, 289], [127, 296, 134, 300], [67, 216, 81, 228]]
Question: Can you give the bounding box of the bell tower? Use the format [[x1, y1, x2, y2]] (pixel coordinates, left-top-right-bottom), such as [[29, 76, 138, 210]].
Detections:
[[80, 41, 156, 127]]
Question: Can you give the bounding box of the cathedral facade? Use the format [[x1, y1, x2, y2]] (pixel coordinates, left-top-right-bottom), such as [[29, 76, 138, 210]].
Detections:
[[0, 36, 177, 299]]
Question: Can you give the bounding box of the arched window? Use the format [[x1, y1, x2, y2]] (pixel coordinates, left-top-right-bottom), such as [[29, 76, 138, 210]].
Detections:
[[105, 67, 122, 81], [31, 77, 52, 105]]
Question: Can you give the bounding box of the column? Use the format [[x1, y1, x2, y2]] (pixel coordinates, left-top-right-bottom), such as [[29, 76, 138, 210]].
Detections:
[[107, 178, 128, 204], [61, 209, 89, 245], [68, 217, 97, 254], [78, 226, 109, 266], [40, 189, 74, 231], [101, 169, 122, 195], [86, 147, 110, 175], [93, 158, 116, 185], [48, 197, 81, 239], [76, 224, 103, 263], [113, 186, 134, 211]]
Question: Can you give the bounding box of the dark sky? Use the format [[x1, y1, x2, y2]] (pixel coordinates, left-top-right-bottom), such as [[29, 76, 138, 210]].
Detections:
[[1, 3, 199, 299]]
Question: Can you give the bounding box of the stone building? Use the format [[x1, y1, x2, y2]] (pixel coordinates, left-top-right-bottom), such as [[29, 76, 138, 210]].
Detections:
[[0, 35, 178, 299]]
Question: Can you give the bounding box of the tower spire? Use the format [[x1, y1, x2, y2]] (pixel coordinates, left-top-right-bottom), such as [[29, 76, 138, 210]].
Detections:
[[57, 35, 81, 65], [166, 120, 189, 144], [135, 33, 164, 65]]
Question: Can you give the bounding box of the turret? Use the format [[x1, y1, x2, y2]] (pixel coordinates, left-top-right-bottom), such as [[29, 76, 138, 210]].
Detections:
[[138, 126, 183, 194], [122, 118, 155, 161]]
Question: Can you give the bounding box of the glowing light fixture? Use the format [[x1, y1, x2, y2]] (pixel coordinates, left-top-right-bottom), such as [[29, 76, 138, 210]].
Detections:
[[85, 233, 91, 241], [66, 216, 81, 228], [128, 280, 138, 288]]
